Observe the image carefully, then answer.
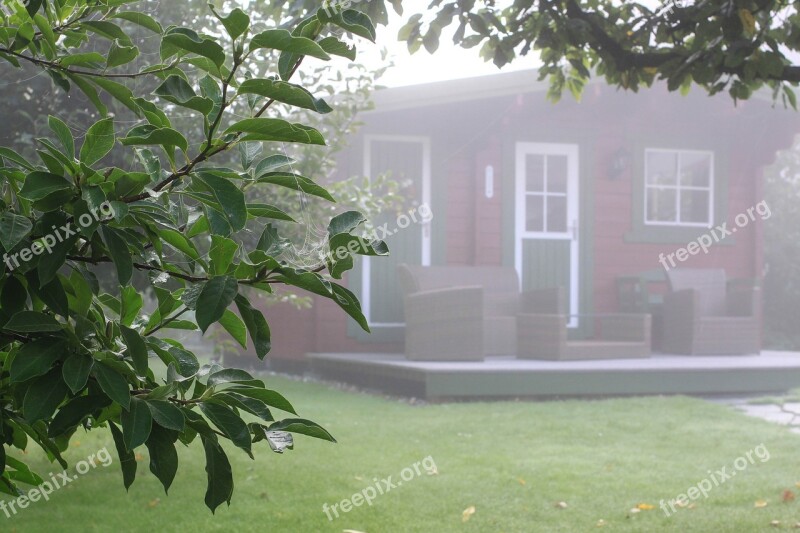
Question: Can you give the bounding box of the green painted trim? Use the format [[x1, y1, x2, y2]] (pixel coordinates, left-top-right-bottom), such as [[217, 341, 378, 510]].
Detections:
[[625, 135, 733, 245]]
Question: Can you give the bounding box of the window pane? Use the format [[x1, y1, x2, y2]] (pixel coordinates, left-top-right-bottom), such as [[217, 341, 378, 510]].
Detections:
[[547, 155, 568, 193], [646, 187, 677, 222], [647, 151, 678, 185], [526, 155, 544, 192], [680, 190, 710, 224], [526, 195, 544, 232], [680, 152, 712, 187], [547, 195, 568, 233]]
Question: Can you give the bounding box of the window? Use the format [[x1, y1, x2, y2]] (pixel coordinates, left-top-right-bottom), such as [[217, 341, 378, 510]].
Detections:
[[524, 153, 569, 233], [644, 149, 713, 227]]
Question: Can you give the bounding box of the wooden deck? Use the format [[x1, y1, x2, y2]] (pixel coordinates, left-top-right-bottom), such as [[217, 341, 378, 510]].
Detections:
[[307, 351, 800, 400]]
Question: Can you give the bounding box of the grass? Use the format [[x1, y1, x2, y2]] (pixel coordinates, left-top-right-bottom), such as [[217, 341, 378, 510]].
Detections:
[[4, 376, 800, 532]]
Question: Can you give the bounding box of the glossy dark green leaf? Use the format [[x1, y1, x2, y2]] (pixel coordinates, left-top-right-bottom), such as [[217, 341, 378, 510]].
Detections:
[[109, 422, 137, 490], [62, 354, 94, 395], [120, 325, 148, 376], [0, 212, 32, 252], [49, 395, 111, 437], [226, 386, 295, 415], [249, 29, 330, 60], [256, 172, 335, 201], [121, 397, 153, 451], [224, 118, 325, 145], [238, 78, 332, 113], [195, 276, 238, 333], [4, 311, 62, 333], [146, 400, 185, 432], [201, 436, 233, 513], [234, 295, 271, 359], [79, 118, 115, 166], [198, 402, 251, 455], [23, 368, 68, 423], [94, 362, 131, 410], [100, 226, 133, 286], [145, 425, 179, 494], [10, 338, 65, 383], [269, 418, 336, 442]]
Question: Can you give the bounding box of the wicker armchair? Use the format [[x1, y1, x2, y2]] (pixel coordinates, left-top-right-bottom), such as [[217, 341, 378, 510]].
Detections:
[[662, 269, 760, 355], [397, 264, 538, 361], [517, 287, 651, 360]]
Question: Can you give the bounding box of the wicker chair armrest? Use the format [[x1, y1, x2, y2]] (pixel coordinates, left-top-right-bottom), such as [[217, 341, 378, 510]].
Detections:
[[405, 286, 484, 324]]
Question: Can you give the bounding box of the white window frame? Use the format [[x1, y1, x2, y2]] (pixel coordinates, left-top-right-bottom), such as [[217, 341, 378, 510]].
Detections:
[[644, 148, 715, 228]]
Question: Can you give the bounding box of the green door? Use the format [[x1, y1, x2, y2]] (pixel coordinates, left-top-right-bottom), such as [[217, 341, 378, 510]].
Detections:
[[356, 136, 430, 341]]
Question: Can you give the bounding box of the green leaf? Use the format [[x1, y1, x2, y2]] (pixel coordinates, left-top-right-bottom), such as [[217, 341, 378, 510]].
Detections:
[[107, 40, 139, 69], [145, 425, 179, 494], [195, 276, 239, 333], [18, 171, 73, 203], [238, 78, 332, 113], [318, 36, 357, 60], [120, 325, 148, 376], [120, 125, 189, 153], [23, 368, 68, 423], [109, 422, 137, 490], [146, 400, 185, 432], [10, 338, 65, 383], [79, 118, 115, 166], [154, 76, 213, 115], [210, 7, 250, 40], [62, 354, 94, 395], [327, 210, 367, 237], [226, 386, 295, 415], [4, 311, 61, 333], [194, 171, 247, 232], [100, 226, 133, 286], [162, 28, 226, 67], [94, 362, 131, 410], [202, 436, 233, 513], [47, 116, 75, 159], [249, 29, 330, 60], [49, 395, 110, 437], [320, 9, 377, 42], [207, 368, 254, 388], [209, 236, 238, 276], [0, 212, 32, 251], [198, 402, 251, 455], [247, 203, 295, 222], [121, 397, 153, 451], [112, 12, 163, 34], [225, 118, 325, 145], [257, 172, 335, 201], [218, 310, 247, 349], [159, 229, 201, 261], [269, 418, 336, 442], [254, 154, 295, 176], [234, 295, 271, 359]]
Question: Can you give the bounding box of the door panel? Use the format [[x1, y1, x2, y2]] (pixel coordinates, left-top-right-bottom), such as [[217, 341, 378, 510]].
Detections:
[[362, 136, 430, 328], [515, 143, 580, 327]]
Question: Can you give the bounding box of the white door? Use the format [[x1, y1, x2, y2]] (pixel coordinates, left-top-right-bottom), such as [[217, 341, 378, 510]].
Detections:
[[515, 142, 580, 327]]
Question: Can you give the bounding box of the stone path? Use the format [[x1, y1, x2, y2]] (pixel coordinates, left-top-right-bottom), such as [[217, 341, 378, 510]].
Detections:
[[712, 397, 800, 434]]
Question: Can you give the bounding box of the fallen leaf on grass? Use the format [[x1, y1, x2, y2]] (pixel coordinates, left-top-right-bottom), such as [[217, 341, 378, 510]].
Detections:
[[427, 465, 439, 476], [517, 477, 526, 485], [755, 499, 769, 508], [555, 501, 567, 509], [147, 498, 160, 508], [771, 520, 781, 527], [784, 490, 795, 502], [135, 453, 144, 462], [628, 508, 640, 515], [462, 506, 476, 522], [342, 530, 366, 533], [637, 503, 655, 510], [596, 519, 607, 527]]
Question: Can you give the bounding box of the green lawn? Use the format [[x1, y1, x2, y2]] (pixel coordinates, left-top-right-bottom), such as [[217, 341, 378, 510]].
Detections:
[[4, 376, 800, 532]]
